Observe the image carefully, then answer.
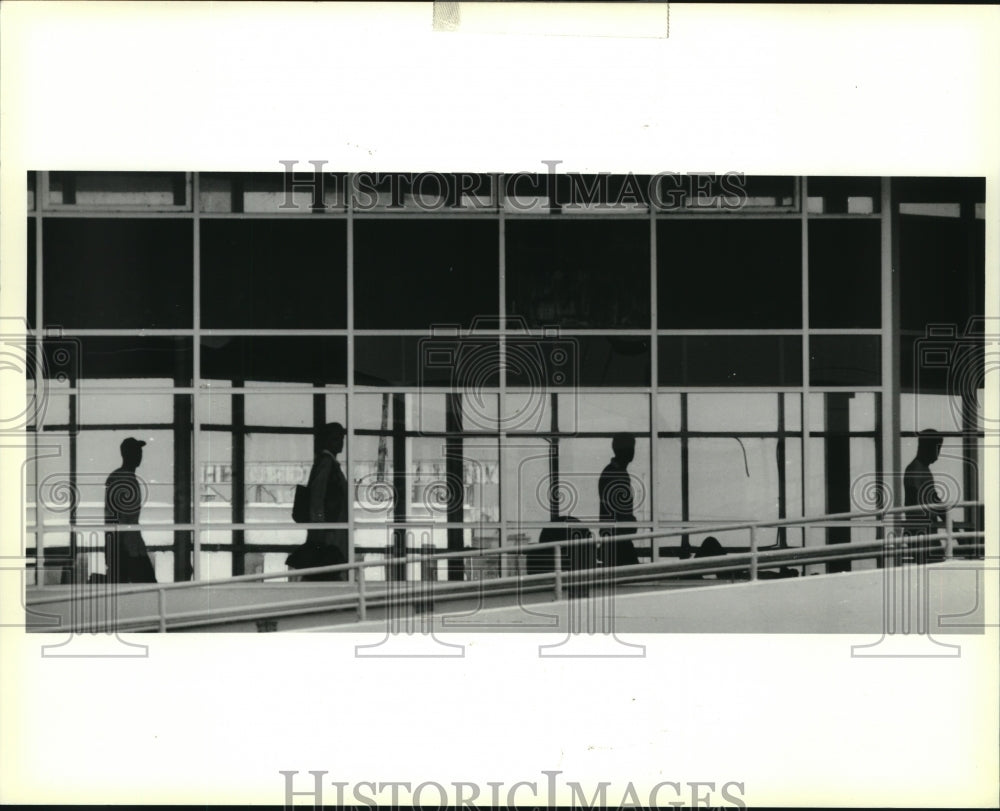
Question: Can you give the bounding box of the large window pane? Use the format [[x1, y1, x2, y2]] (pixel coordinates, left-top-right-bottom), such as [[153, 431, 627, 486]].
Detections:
[[562, 393, 647, 433], [353, 430, 395, 523], [76, 389, 176, 426], [809, 336, 880, 386], [75, 429, 177, 558], [566, 437, 650, 522], [201, 336, 346, 385], [687, 393, 780, 432], [354, 220, 498, 329], [504, 440, 551, 524], [43, 219, 192, 328], [809, 219, 881, 328], [355, 337, 498, 387], [655, 438, 683, 522], [657, 219, 801, 328], [900, 392, 966, 434], [659, 336, 802, 387], [506, 335, 649, 387], [900, 214, 984, 332], [688, 438, 780, 524], [245, 433, 314, 533], [201, 219, 347, 328], [199, 430, 233, 525], [45, 337, 193, 386], [506, 220, 650, 328]]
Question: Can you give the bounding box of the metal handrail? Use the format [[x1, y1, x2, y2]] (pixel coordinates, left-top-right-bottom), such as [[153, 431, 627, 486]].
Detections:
[[32, 529, 985, 634], [26, 501, 984, 632]]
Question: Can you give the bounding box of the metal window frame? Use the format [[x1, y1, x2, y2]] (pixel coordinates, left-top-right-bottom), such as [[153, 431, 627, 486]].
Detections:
[[28, 171, 918, 585]]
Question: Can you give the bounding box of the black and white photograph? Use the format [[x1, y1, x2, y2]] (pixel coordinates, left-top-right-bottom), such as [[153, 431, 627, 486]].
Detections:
[[1, 2, 997, 808], [18, 170, 989, 637]]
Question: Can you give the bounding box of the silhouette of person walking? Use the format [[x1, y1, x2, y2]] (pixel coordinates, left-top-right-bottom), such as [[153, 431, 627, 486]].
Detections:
[[903, 429, 946, 563], [104, 437, 157, 583], [287, 422, 349, 581], [599, 433, 641, 568]]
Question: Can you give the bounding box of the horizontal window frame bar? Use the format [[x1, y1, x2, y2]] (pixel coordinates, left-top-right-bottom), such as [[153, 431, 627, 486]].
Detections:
[[27, 386, 891, 396]]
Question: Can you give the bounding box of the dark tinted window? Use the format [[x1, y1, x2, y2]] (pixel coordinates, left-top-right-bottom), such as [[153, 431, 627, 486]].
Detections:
[[44, 337, 193, 384], [810, 336, 880, 386], [659, 336, 802, 386], [507, 335, 650, 387], [809, 219, 881, 328], [201, 220, 347, 328], [201, 337, 345, 384], [900, 215, 984, 332], [354, 220, 498, 329], [506, 220, 650, 328], [27, 218, 36, 329], [355, 337, 499, 387], [657, 220, 801, 328], [43, 219, 192, 328]]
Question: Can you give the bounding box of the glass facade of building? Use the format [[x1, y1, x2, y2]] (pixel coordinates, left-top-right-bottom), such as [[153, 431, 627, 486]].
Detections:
[[24, 172, 986, 584]]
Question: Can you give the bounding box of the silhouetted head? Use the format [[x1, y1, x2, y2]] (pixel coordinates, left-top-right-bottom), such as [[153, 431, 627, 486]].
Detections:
[[320, 422, 346, 455], [611, 433, 635, 465], [120, 437, 145, 469], [695, 536, 725, 558], [916, 429, 943, 464]]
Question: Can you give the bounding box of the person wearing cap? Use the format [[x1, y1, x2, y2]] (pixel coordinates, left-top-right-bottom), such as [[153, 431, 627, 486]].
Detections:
[[902, 429, 946, 564], [286, 422, 349, 581], [104, 437, 157, 583]]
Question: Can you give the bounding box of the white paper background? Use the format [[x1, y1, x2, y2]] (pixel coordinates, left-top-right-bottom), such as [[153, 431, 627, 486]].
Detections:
[[1, 2, 997, 806]]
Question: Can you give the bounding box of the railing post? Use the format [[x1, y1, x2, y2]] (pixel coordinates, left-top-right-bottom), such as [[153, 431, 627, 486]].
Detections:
[[749, 526, 759, 581], [357, 564, 367, 622], [157, 588, 167, 633], [943, 512, 955, 560], [554, 542, 563, 601]]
